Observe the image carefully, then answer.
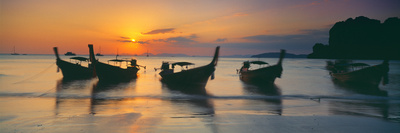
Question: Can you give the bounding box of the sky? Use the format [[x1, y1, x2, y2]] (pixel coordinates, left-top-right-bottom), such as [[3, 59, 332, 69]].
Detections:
[[1, 0, 399, 56]]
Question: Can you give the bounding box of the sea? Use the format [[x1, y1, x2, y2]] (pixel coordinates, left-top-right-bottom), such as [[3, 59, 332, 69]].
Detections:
[[0, 54, 399, 133]]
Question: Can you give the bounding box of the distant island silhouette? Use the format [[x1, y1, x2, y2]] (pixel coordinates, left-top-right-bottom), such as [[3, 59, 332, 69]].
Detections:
[[138, 53, 190, 57], [308, 16, 400, 60], [136, 52, 306, 58], [252, 52, 307, 58]]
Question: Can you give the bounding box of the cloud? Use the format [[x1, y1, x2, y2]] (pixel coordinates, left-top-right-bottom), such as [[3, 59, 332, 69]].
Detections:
[[233, 28, 330, 54], [152, 38, 168, 42], [298, 29, 329, 36], [118, 40, 132, 42], [155, 34, 198, 45], [215, 38, 227, 42], [136, 40, 150, 44], [242, 28, 329, 43], [144, 28, 328, 54], [117, 36, 133, 43], [117, 36, 151, 44], [167, 37, 195, 43], [184, 12, 248, 27], [120, 36, 130, 39], [242, 35, 281, 42], [188, 34, 198, 39], [142, 28, 175, 35], [233, 13, 248, 17], [242, 34, 314, 42]]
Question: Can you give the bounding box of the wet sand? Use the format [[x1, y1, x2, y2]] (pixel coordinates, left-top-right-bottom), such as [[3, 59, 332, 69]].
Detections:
[[1, 55, 399, 132], [1, 96, 399, 133]]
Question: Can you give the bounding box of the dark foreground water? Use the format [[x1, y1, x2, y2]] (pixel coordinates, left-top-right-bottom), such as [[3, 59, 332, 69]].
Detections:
[[0, 55, 399, 132]]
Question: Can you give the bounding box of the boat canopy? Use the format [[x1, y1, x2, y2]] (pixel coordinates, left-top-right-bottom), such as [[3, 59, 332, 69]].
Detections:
[[172, 62, 195, 67], [249, 61, 268, 65], [70, 57, 89, 61]]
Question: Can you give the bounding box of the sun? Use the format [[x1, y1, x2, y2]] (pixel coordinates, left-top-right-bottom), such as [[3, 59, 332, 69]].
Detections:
[[131, 39, 136, 42]]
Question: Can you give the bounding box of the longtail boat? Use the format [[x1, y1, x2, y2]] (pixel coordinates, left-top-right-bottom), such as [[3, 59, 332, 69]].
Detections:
[[156, 46, 220, 87], [327, 60, 389, 88], [238, 49, 286, 84], [53, 47, 94, 79], [88, 44, 144, 82]]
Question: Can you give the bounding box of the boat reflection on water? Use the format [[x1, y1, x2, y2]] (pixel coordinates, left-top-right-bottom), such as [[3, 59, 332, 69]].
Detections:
[[327, 97, 398, 122], [329, 80, 400, 123], [241, 83, 282, 116], [55, 78, 94, 116], [325, 60, 400, 122], [56, 78, 94, 91], [161, 83, 217, 132], [162, 83, 208, 96], [90, 79, 137, 115], [91, 80, 136, 94], [162, 83, 215, 116], [332, 79, 388, 96], [54, 78, 138, 116], [54, 79, 146, 132]]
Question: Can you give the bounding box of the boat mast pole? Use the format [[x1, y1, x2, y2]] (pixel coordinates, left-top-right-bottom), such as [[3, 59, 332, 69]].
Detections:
[[116, 48, 119, 59], [88, 44, 95, 62], [53, 47, 60, 59], [210, 46, 220, 66], [277, 49, 286, 65], [88, 44, 97, 77]]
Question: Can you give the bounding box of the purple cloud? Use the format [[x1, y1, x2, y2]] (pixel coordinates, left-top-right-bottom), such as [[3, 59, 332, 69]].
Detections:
[[155, 34, 198, 45], [142, 28, 175, 35], [215, 38, 227, 42], [117, 36, 133, 42]]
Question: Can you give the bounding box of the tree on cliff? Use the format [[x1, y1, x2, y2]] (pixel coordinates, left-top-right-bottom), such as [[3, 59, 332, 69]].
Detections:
[[307, 43, 330, 59], [308, 16, 400, 59]]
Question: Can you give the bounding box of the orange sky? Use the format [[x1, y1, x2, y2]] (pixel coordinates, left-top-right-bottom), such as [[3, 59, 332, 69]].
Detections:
[[1, 0, 399, 56]]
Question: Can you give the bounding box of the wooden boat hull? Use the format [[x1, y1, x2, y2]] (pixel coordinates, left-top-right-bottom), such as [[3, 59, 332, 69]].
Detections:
[[159, 46, 219, 87], [330, 61, 389, 87], [239, 49, 285, 85], [88, 44, 139, 82], [160, 64, 215, 87], [56, 59, 94, 79], [95, 61, 139, 82], [240, 64, 282, 84], [54, 47, 94, 79]]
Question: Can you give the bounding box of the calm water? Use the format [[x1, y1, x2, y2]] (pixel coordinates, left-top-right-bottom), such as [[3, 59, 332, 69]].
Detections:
[[1, 54, 399, 132]]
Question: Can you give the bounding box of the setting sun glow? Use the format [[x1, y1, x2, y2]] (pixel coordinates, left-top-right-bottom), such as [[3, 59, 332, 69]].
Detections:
[[0, 0, 399, 56]]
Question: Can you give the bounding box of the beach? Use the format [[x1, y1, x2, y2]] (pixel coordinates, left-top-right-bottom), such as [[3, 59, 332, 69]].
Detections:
[[1, 55, 399, 132]]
